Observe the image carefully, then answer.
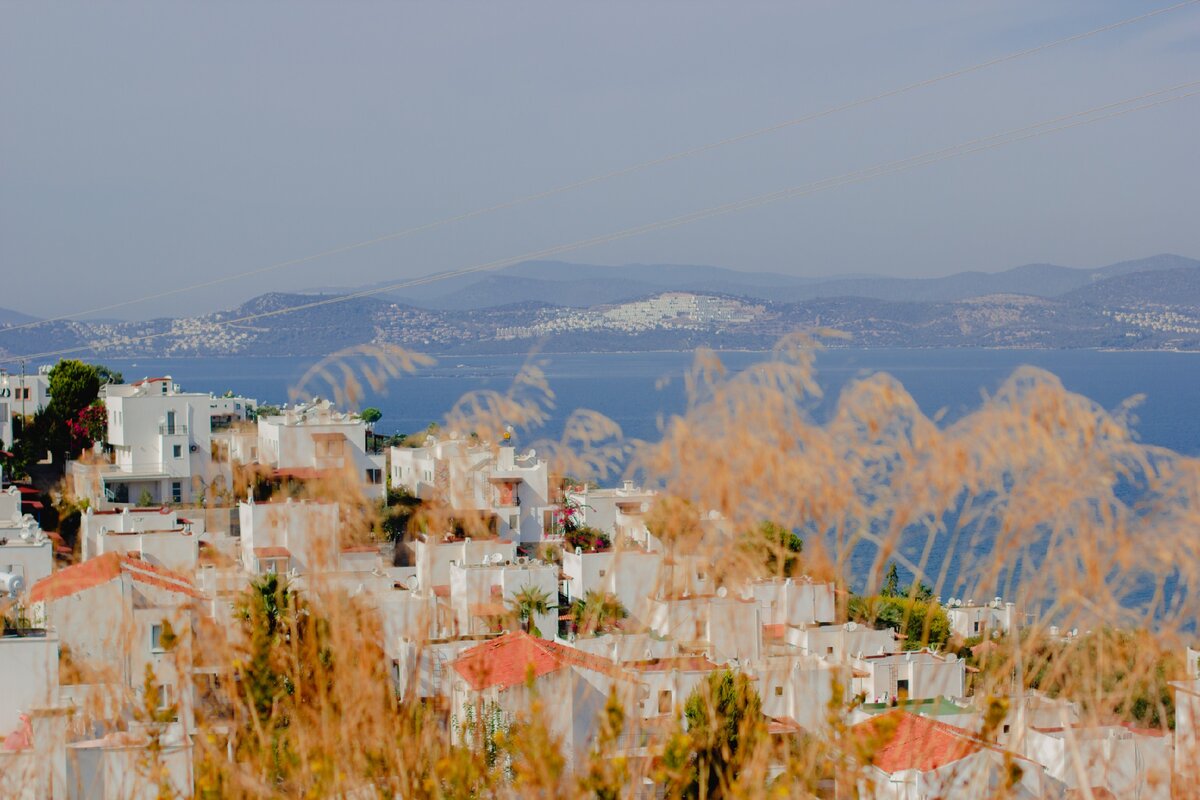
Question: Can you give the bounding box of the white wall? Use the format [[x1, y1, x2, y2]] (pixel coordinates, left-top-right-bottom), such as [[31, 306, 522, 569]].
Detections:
[[0, 632, 59, 733], [238, 499, 340, 574]]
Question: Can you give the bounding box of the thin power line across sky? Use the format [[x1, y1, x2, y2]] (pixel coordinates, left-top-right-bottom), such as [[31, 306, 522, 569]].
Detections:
[[5, 0, 1198, 334], [5, 79, 1197, 365]]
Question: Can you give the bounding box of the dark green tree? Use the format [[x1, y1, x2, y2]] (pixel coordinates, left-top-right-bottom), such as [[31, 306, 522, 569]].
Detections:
[[683, 670, 766, 799], [47, 359, 101, 421]]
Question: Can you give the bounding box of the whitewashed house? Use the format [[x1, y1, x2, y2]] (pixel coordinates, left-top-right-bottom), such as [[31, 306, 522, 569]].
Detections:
[[448, 556, 558, 639], [28, 553, 203, 733], [1173, 671, 1200, 786], [81, 506, 199, 572], [561, 545, 663, 624], [851, 649, 966, 703], [257, 400, 384, 499], [1022, 721, 1172, 799], [391, 438, 553, 542], [851, 711, 1049, 800], [785, 620, 897, 663], [71, 377, 255, 508], [0, 627, 68, 800], [645, 588, 762, 665], [0, 486, 53, 592], [944, 596, 1020, 639], [754, 654, 841, 734], [238, 498, 340, 575], [449, 631, 641, 770], [563, 481, 658, 550]]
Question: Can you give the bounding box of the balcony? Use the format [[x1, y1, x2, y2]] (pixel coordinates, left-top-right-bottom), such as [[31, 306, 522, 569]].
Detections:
[[158, 424, 188, 435]]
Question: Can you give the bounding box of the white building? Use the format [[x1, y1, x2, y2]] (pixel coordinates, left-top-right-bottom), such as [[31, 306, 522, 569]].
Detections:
[[0, 628, 67, 800], [257, 399, 384, 499], [0, 486, 53, 592], [448, 557, 558, 639], [71, 377, 256, 507], [754, 654, 841, 734], [238, 498, 340, 575], [449, 631, 641, 770], [563, 481, 658, 550], [944, 596, 1020, 640], [81, 506, 200, 572], [751, 577, 837, 629], [561, 546, 663, 625], [28, 552, 203, 732], [851, 711, 1049, 800], [1022, 721, 1172, 799], [851, 649, 966, 703], [391, 438, 553, 542], [1173, 674, 1200, 785], [645, 588, 762, 665], [784, 620, 897, 663]]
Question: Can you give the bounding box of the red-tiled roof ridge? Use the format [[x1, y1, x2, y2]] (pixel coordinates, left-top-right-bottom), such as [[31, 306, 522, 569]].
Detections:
[[29, 552, 203, 603], [851, 711, 981, 773], [453, 630, 634, 691]]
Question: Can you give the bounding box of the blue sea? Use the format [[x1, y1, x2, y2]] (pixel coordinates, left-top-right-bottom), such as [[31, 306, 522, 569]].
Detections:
[[106, 349, 1200, 455], [106, 349, 1198, 616]]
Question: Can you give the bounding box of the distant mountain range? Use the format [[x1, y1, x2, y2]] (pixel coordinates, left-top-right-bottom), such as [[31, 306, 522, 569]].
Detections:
[[3, 253, 1200, 361], [310, 254, 1198, 309]]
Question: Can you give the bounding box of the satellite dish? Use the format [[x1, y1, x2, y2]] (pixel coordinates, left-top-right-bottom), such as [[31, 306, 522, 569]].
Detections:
[[716, 586, 728, 599]]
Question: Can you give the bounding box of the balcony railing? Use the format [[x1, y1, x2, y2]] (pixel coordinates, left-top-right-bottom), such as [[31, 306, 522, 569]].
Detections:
[[158, 424, 188, 435]]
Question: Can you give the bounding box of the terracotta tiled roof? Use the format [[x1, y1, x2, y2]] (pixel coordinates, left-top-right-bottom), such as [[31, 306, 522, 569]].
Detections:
[[29, 552, 204, 603], [851, 711, 980, 773], [453, 630, 632, 691]]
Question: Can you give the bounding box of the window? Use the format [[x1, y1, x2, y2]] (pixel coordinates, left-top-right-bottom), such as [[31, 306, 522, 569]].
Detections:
[[896, 679, 909, 697], [598, 569, 606, 577], [366, 468, 382, 484], [1002, 724, 1011, 735], [151, 623, 164, 652], [155, 684, 172, 710], [774, 685, 784, 697], [696, 570, 707, 581], [508, 515, 519, 531], [173, 444, 182, 459], [973, 620, 981, 634], [171, 481, 182, 503], [658, 690, 672, 714], [826, 646, 834, 656]]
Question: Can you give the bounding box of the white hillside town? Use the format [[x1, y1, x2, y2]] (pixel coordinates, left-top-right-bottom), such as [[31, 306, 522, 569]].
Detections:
[[0, 366, 1189, 799]]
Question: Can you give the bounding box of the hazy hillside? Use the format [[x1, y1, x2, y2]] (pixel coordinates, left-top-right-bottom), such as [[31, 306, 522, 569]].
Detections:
[[1060, 265, 1200, 308], [0, 307, 41, 326], [331, 254, 1200, 310]]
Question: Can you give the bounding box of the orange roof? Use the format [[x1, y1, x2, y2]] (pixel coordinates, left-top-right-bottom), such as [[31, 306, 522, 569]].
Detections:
[[852, 711, 980, 773], [29, 552, 203, 603], [453, 630, 631, 691]]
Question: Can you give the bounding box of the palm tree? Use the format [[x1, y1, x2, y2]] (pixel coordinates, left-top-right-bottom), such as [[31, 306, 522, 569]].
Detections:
[[509, 584, 553, 638], [570, 590, 628, 637]]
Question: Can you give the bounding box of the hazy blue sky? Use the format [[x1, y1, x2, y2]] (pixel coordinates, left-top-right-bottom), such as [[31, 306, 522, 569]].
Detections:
[[3, 1, 1198, 319]]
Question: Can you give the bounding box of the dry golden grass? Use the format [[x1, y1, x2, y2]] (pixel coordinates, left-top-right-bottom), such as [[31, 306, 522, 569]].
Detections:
[[10, 334, 1199, 798]]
